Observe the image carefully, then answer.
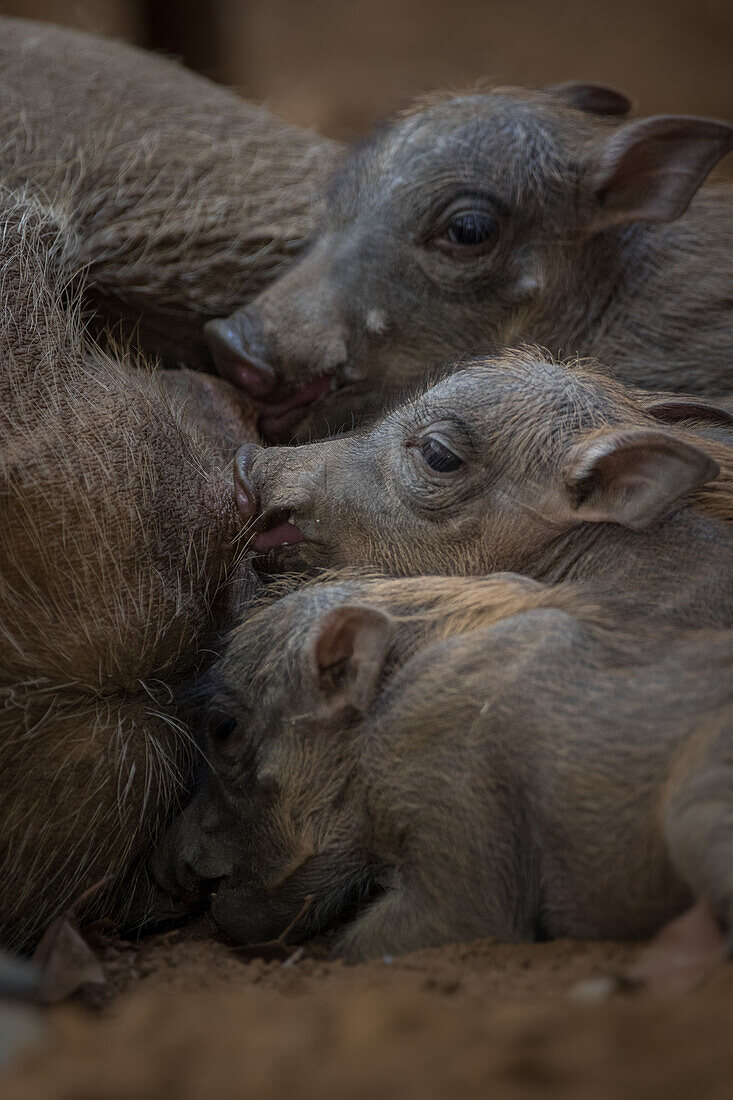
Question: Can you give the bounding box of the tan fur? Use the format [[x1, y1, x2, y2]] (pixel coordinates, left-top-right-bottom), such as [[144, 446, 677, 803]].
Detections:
[[0, 188, 259, 949], [152, 574, 733, 961]]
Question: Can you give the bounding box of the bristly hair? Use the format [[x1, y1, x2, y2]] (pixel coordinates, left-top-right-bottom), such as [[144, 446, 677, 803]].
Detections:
[[0, 185, 252, 949], [396, 78, 511, 118]]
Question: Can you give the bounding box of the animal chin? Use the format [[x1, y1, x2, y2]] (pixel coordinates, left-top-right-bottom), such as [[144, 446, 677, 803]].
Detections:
[[258, 372, 336, 442]]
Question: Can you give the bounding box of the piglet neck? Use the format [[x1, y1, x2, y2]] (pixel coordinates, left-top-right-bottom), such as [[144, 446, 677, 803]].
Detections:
[[531, 513, 694, 589], [531, 510, 729, 625], [529, 522, 610, 585], [518, 223, 655, 360]]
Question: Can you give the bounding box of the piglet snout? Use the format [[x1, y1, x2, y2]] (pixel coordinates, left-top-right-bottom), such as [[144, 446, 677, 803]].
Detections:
[[234, 443, 263, 520], [205, 312, 275, 400], [235, 443, 308, 552]]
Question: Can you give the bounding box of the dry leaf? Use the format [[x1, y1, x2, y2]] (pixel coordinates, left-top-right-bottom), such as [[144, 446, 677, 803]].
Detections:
[[32, 882, 110, 1005]]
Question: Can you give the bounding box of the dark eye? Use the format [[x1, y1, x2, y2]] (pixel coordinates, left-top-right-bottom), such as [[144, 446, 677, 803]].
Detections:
[[433, 209, 498, 257], [419, 437, 463, 473], [211, 715, 237, 743]]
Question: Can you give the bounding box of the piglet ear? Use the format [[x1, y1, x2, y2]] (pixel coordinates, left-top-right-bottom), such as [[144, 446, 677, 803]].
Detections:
[[546, 81, 632, 117], [581, 115, 733, 233], [641, 396, 733, 431], [563, 428, 719, 529], [312, 605, 393, 714]]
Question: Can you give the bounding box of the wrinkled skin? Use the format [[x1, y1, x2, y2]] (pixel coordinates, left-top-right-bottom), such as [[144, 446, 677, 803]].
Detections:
[[207, 82, 733, 441], [152, 576, 733, 961], [0, 192, 260, 950], [235, 351, 733, 628]]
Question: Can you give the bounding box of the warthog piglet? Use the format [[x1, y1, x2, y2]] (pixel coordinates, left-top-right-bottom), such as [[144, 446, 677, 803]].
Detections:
[[208, 82, 733, 440], [235, 350, 733, 627], [152, 575, 733, 961]]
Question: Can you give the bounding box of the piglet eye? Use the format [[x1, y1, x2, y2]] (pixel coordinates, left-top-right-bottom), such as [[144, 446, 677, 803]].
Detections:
[[419, 437, 463, 473], [448, 212, 495, 246], [433, 209, 498, 257], [212, 716, 237, 742]]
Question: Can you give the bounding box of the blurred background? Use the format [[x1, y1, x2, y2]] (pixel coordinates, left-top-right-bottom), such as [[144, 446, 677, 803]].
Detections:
[[2, 0, 732, 138]]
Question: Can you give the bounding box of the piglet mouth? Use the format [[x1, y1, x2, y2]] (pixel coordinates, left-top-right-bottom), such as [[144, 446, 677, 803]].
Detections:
[[211, 864, 388, 947], [248, 508, 308, 554], [258, 374, 336, 442]]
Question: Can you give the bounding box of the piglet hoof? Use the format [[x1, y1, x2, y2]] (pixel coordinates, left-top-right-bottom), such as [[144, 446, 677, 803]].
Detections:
[[628, 901, 728, 993]]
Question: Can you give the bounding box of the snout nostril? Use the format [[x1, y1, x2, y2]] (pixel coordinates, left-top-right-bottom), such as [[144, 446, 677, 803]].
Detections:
[[204, 315, 275, 400], [234, 443, 263, 520], [149, 846, 202, 904], [236, 442, 264, 475], [204, 317, 246, 362]]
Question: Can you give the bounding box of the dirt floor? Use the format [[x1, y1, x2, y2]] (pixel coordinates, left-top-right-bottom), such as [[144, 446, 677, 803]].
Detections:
[[3, 918, 733, 1099]]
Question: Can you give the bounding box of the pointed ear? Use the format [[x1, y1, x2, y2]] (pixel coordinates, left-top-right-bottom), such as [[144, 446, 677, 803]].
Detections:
[[311, 605, 393, 714], [563, 428, 719, 529], [641, 397, 733, 431], [581, 115, 733, 233], [546, 81, 631, 117]]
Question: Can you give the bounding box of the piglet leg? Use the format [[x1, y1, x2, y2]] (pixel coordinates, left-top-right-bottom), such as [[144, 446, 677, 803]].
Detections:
[[333, 882, 452, 964], [655, 710, 733, 989]]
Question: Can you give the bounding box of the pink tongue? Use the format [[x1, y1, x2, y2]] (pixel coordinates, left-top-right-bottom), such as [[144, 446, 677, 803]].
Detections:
[[251, 521, 306, 552], [260, 373, 333, 416]]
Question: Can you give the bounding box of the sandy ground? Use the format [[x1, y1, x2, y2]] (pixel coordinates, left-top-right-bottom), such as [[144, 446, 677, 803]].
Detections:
[[3, 919, 733, 1099]]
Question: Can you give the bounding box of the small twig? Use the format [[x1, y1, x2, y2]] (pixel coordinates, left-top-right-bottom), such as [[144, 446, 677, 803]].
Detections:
[[282, 947, 306, 969], [228, 895, 316, 960], [276, 894, 314, 944]]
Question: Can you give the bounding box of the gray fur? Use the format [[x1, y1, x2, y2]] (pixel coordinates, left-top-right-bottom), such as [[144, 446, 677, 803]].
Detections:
[[0, 16, 337, 369], [210, 84, 732, 440]]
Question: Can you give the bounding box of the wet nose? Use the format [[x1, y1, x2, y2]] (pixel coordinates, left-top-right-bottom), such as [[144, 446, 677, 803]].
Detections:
[[234, 443, 264, 520], [204, 311, 275, 400]]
